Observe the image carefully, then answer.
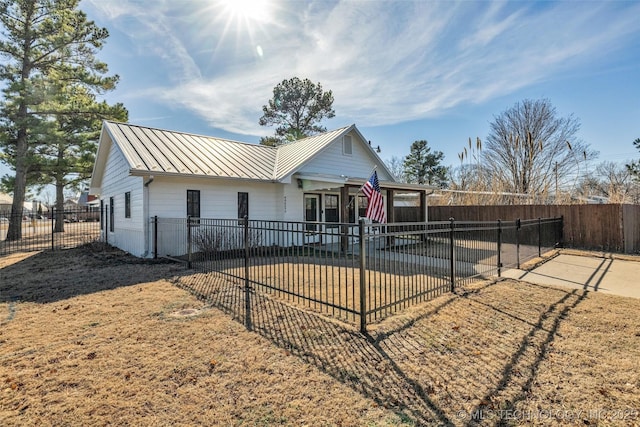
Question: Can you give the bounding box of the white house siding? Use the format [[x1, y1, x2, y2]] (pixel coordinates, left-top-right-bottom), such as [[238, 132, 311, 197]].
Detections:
[[298, 132, 394, 181], [281, 184, 304, 222], [100, 140, 146, 256], [265, 184, 309, 247], [147, 177, 280, 219], [149, 177, 287, 257]]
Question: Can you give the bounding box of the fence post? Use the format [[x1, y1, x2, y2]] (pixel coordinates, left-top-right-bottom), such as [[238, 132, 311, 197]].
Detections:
[[244, 216, 252, 331], [187, 216, 192, 269], [497, 219, 502, 277], [359, 219, 367, 334], [516, 218, 521, 269], [153, 216, 158, 259], [559, 215, 564, 248], [449, 218, 455, 292], [538, 217, 542, 257], [51, 209, 55, 251]]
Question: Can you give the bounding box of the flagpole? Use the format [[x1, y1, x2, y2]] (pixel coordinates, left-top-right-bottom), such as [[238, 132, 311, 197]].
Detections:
[[345, 164, 378, 210]]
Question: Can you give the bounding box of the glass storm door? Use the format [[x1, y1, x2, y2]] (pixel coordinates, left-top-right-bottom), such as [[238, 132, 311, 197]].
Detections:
[[304, 194, 320, 232]]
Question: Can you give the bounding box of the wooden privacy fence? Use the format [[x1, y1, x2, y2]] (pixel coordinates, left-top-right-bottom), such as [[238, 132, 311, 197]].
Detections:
[[424, 204, 640, 254], [155, 216, 563, 332]]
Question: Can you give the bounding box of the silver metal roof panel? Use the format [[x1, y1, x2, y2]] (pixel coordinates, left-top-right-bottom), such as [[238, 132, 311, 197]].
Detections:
[[104, 122, 277, 180]]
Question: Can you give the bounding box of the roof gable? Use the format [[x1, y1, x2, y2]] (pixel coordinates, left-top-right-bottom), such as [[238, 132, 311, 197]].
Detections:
[[277, 125, 396, 182], [89, 126, 114, 193], [274, 125, 353, 180]]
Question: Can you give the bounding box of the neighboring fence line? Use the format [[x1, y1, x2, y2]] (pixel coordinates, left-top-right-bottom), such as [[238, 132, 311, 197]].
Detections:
[[0, 208, 101, 256], [422, 204, 639, 254], [155, 216, 563, 332]]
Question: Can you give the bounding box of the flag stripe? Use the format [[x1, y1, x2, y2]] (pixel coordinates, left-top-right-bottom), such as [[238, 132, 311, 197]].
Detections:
[[362, 171, 386, 223]]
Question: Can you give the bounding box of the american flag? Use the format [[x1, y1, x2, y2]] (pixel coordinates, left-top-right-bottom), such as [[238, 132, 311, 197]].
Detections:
[[362, 171, 386, 223]]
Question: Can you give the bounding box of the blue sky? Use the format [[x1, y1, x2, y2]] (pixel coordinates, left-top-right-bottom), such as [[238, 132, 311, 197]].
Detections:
[[3, 0, 640, 188]]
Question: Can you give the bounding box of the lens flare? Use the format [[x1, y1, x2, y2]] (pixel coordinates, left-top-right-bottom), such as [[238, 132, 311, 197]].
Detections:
[[219, 0, 271, 23]]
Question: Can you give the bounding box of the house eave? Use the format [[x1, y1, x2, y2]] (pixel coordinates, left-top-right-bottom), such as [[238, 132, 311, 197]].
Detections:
[[128, 169, 278, 183]]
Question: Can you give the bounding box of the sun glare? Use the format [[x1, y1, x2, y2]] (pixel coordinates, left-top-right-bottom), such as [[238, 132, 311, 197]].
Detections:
[[201, 0, 276, 61], [219, 0, 271, 23]]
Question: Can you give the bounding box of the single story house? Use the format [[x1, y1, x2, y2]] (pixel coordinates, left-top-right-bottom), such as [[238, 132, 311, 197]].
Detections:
[[0, 192, 13, 216], [89, 121, 432, 257], [0, 192, 40, 217]]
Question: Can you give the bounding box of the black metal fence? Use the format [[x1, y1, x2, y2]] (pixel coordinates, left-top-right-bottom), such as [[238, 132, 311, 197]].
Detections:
[[0, 208, 101, 256], [156, 216, 563, 332]]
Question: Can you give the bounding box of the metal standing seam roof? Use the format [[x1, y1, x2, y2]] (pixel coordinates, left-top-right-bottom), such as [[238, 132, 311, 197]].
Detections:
[[102, 121, 358, 182], [103, 121, 277, 180]]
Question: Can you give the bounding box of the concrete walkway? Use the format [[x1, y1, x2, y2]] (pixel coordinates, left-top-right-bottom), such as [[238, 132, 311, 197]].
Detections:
[[502, 253, 640, 298]]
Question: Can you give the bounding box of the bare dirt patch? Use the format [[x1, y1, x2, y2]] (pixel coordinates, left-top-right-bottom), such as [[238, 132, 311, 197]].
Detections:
[[2, 246, 639, 426]]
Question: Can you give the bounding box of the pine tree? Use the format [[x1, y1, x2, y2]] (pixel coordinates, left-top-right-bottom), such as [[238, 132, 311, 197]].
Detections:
[[259, 77, 335, 146], [625, 138, 640, 181], [0, 0, 121, 239], [403, 140, 448, 186]]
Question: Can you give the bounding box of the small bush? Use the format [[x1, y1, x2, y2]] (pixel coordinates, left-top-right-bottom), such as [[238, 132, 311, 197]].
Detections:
[[192, 227, 264, 255]]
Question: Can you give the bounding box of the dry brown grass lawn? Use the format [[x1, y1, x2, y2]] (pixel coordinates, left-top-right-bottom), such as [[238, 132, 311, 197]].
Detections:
[[1, 245, 640, 426]]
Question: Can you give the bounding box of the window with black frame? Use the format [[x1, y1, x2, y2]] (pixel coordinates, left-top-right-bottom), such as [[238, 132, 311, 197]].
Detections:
[[325, 194, 339, 226], [238, 192, 248, 219], [109, 197, 114, 232], [187, 190, 200, 218], [348, 195, 355, 223], [125, 192, 131, 218], [358, 195, 368, 219]]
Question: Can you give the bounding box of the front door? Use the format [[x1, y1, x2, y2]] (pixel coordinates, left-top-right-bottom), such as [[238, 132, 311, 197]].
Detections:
[[304, 194, 320, 234]]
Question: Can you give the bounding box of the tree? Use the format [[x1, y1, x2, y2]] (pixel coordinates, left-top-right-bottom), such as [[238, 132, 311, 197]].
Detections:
[[259, 77, 335, 146], [31, 74, 127, 232], [384, 155, 407, 183], [625, 138, 640, 181], [579, 161, 640, 203], [482, 99, 597, 196], [0, 0, 118, 240], [403, 140, 448, 186]]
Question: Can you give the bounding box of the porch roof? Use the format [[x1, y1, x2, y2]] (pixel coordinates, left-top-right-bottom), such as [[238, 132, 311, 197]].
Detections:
[[295, 172, 436, 193]]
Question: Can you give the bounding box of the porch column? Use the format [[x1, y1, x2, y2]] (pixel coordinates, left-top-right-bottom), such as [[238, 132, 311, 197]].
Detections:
[[419, 190, 427, 222], [340, 185, 350, 253], [386, 189, 395, 223], [419, 190, 428, 242], [386, 189, 395, 247]]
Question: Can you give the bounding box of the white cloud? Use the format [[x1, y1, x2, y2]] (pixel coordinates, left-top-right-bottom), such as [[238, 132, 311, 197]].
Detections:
[[86, 0, 640, 136], [85, 0, 201, 82]]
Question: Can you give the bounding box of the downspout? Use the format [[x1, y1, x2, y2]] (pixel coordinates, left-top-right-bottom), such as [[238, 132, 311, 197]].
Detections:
[[143, 175, 154, 257]]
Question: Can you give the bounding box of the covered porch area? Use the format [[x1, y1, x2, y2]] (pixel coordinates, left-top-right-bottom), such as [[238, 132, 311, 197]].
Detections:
[[294, 173, 434, 251]]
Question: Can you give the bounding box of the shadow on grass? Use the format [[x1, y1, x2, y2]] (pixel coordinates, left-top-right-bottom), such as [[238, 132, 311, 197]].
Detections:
[[0, 245, 183, 304], [176, 271, 455, 425], [2, 245, 589, 425], [463, 284, 588, 426], [176, 272, 588, 426]]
